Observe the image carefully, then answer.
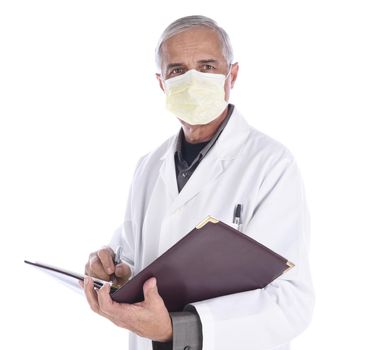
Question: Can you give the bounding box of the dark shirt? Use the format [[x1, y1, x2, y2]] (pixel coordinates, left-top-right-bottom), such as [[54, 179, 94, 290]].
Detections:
[[174, 104, 234, 192]]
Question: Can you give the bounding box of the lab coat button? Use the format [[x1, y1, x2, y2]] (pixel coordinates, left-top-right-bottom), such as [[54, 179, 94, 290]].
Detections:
[[184, 346, 191, 350]]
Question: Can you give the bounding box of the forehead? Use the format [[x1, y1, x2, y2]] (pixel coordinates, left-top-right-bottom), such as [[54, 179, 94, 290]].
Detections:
[[161, 27, 225, 66]]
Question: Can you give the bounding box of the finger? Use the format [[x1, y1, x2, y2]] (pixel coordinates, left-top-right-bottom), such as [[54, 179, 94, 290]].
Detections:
[[85, 252, 100, 275], [83, 277, 101, 314], [97, 284, 137, 330], [87, 252, 111, 281], [97, 283, 117, 317], [84, 278, 117, 322], [97, 247, 116, 275], [114, 263, 131, 281]]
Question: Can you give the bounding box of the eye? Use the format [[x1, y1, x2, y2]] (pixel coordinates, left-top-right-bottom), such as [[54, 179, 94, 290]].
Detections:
[[201, 64, 216, 72], [169, 67, 185, 77]]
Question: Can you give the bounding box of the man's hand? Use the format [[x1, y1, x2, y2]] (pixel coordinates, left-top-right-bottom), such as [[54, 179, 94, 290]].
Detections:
[[83, 276, 173, 342], [85, 247, 131, 285]]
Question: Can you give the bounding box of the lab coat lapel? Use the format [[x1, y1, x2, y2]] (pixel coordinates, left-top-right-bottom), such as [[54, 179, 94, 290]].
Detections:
[[161, 108, 251, 214], [158, 136, 224, 214], [168, 157, 226, 214], [158, 138, 179, 203]]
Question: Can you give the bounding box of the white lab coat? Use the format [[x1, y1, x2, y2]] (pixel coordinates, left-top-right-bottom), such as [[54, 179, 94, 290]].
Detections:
[[110, 107, 315, 350]]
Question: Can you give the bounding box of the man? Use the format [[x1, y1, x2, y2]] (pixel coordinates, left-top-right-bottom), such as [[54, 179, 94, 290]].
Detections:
[[83, 15, 314, 350]]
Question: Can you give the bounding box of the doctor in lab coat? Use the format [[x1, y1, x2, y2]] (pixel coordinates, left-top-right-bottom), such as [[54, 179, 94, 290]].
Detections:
[[83, 15, 314, 350]]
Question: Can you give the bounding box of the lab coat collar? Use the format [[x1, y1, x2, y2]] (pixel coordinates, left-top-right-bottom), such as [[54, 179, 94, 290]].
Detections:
[[159, 107, 251, 213]]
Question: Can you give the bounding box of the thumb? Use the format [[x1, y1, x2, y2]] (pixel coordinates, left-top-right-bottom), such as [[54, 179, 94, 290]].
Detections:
[[115, 263, 131, 280], [143, 277, 160, 303]]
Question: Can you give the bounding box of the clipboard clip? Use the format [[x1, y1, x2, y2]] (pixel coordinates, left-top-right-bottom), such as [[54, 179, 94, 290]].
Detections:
[[196, 216, 219, 229]]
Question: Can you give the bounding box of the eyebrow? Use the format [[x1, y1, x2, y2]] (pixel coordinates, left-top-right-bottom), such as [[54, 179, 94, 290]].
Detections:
[[197, 59, 219, 65], [166, 63, 185, 71]]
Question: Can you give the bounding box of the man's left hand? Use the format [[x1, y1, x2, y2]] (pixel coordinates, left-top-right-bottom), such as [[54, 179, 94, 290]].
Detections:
[[83, 276, 173, 342]]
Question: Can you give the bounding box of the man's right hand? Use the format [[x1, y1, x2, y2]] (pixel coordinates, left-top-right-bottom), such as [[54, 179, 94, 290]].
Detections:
[[85, 247, 131, 286]]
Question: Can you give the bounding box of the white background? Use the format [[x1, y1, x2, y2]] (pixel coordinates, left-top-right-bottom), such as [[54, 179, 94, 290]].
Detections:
[[1, 0, 383, 349]]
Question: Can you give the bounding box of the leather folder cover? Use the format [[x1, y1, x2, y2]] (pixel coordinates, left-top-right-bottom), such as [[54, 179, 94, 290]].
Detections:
[[111, 216, 294, 312]]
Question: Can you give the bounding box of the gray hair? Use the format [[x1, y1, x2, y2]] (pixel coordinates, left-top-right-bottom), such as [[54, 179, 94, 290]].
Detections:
[[155, 15, 234, 69]]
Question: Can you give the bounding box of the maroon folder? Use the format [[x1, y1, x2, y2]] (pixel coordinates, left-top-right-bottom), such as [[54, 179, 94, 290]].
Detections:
[[111, 216, 294, 312]]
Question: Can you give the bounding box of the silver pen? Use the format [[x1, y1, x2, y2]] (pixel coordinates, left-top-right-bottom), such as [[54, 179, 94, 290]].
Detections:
[[114, 246, 122, 265], [108, 246, 123, 289]]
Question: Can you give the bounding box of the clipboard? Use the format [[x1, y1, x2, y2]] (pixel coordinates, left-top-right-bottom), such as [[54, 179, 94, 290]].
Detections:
[[24, 260, 120, 293], [111, 216, 294, 311], [25, 216, 294, 312]]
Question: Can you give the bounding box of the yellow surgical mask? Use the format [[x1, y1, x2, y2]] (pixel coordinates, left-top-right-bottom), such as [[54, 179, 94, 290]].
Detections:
[[164, 69, 230, 125]]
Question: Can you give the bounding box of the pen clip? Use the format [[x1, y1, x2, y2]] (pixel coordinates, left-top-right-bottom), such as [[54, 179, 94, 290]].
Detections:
[[114, 246, 122, 265], [233, 204, 242, 230], [109, 246, 123, 284]]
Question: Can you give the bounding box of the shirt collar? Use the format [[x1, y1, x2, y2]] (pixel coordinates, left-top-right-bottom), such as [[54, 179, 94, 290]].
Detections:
[[175, 104, 235, 165]]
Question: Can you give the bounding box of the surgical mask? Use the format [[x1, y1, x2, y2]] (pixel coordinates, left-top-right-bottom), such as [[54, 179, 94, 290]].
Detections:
[[163, 68, 231, 125]]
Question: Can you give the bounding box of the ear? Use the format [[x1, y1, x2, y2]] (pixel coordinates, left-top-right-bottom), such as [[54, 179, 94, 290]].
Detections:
[[229, 62, 239, 89], [156, 73, 165, 92]]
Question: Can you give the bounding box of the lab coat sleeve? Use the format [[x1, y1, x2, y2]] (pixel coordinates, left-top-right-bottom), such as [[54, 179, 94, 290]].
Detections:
[[109, 155, 149, 277], [189, 156, 315, 350], [109, 155, 147, 277]]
